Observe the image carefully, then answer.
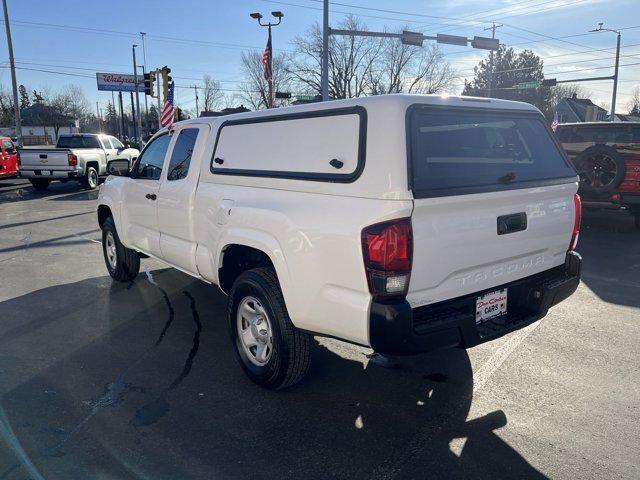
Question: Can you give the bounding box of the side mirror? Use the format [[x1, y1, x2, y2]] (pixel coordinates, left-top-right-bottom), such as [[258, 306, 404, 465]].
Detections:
[[107, 159, 130, 176]]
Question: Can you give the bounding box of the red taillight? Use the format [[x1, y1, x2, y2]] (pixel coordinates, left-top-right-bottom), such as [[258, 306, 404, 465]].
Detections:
[[68, 153, 78, 166], [362, 218, 413, 299], [569, 193, 581, 251]]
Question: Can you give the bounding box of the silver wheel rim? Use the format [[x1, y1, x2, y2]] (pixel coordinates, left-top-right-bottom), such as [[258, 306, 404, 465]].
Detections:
[[89, 169, 98, 188], [105, 231, 117, 269], [236, 296, 273, 366]]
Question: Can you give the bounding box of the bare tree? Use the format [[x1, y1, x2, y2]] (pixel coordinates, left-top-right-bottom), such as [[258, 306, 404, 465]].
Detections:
[[202, 75, 224, 113], [289, 16, 379, 99], [238, 50, 292, 109], [289, 16, 455, 99], [367, 41, 455, 95], [627, 86, 640, 116]]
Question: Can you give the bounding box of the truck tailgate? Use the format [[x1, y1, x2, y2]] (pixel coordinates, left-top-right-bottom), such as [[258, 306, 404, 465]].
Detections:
[[19, 148, 72, 169], [405, 104, 579, 308], [407, 183, 577, 308]]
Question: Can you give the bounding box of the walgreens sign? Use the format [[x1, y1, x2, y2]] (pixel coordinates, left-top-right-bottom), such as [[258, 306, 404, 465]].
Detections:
[[96, 72, 143, 92]]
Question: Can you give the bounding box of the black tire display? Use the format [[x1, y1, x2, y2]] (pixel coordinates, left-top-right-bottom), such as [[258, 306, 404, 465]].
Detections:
[[29, 179, 50, 191], [228, 268, 311, 390], [82, 166, 99, 190], [101, 216, 140, 282], [574, 145, 626, 195]]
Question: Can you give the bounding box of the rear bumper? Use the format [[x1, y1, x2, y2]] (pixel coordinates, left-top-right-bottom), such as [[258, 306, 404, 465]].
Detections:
[[19, 168, 81, 180], [369, 251, 581, 355]]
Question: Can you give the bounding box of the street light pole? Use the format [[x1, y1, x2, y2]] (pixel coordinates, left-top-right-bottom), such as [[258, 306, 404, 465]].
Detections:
[[589, 23, 621, 121], [2, 0, 21, 146], [250, 10, 283, 109], [132, 44, 142, 145], [484, 23, 502, 97], [322, 0, 329, 101], [140, 32, 150, 135]]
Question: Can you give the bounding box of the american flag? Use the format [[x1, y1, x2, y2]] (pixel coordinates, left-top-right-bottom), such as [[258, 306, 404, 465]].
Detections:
[[551, 111, 559, 132], [161, 82, 175, 129], [262, 33, 272, 81]]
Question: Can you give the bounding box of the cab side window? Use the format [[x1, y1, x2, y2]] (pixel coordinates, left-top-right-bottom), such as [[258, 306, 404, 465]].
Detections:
[[110, 136, 125, 150], [101, 137, 113, 149], [167, 128, 199, 181], [132, 134, 171, 180]]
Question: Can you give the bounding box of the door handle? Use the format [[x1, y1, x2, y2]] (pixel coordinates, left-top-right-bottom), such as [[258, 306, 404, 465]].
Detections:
[[145, 193, 157, 201], [497, 212, 527, 235]]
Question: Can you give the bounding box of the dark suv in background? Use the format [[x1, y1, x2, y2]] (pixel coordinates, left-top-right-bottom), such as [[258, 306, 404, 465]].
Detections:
[[556, 122, 640, 228]]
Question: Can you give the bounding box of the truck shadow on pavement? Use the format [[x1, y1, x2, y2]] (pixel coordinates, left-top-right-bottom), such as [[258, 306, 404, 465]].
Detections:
[[0, 269, 546, 480], [578, 209, 640, 309]]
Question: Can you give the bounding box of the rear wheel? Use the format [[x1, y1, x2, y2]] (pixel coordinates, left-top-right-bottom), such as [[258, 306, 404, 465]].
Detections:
[[101, 216, 140, 282], [29, 179, 50, 191], [82, 166, 99, 190], [228, 268, 311, 389]]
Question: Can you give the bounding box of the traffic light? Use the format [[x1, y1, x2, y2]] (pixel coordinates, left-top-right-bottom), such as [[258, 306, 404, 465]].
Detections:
[[542, 78, 557, 87], [144, 71, 155, 97], [275, 91, 291, 99], [161, 66, 172, 101]]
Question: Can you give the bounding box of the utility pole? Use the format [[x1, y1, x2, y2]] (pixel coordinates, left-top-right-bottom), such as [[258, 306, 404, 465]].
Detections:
[[322, 0, 329, 101], [484, 23, 502, 97], [589, 23, 621, 121], [117, 91, 125, 140], [130, 92, 137, 144], [194, 85, 199, 116], [2, 0, 22, 146], [140, 32, 150, 136], [132, 44, 142, 144], [250, 10, 284, 109], [96, 102, 101, 131]]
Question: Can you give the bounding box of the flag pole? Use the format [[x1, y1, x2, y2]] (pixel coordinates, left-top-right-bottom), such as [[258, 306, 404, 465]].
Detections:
[[268, 24, 274, 109]]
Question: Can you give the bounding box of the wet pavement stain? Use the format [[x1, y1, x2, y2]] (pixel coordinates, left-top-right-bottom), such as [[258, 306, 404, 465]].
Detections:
[[133, 291, 202, 427], [36, 273, 178, 459]]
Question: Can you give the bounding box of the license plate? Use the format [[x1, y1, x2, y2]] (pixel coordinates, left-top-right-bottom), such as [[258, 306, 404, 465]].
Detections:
[[476, 289, 508, 324], [40, 171, 51, 176]]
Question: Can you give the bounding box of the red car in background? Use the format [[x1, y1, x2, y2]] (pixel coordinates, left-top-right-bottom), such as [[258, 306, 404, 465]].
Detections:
[[0, 136, 19, 179], [556, 122, 640, 228]]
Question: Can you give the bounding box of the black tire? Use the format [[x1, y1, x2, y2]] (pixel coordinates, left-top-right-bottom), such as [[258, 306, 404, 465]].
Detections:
[[82, 166, 99, 190], [228, 267, 310, 389], [574, 145, 626, 195], [29, 179, 50, 191], [101, 216, 140, 282]]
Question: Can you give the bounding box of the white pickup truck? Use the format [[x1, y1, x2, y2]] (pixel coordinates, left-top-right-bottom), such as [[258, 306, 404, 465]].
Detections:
[[19, 133, 139, 191], [97, 94, 582, 389]]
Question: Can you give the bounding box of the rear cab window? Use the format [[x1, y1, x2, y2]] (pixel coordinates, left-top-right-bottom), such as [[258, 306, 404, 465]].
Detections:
[[407, 106, 576, 198], [57, 136, 101, 149]]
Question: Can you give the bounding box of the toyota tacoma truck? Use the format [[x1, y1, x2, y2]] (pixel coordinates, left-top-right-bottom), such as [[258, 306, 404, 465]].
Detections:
[[97, 94, 582, 389], [19, 133, 139, 191]]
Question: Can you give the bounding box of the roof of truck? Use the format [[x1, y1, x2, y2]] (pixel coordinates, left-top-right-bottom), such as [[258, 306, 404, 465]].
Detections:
[[173, 93, 541, 129]]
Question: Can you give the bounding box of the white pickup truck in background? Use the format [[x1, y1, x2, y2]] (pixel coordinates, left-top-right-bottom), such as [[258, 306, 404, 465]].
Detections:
[[19, 133, 139, 191], [97, 94, 582, 389]]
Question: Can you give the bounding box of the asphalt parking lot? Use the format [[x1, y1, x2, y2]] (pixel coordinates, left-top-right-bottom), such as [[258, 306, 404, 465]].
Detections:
[[0, 178, 638, 479]]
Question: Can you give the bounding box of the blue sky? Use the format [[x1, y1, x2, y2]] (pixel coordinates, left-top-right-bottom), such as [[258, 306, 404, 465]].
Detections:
[[1, 0, 639, 115]]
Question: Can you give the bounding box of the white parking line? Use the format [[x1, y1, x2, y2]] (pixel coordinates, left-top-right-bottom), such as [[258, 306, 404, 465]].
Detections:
[[473, 320, 541, 394]]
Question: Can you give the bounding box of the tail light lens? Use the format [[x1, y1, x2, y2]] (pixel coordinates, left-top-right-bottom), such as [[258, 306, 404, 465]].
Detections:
[[361, 218, 413, 299], [68, 153, 78, 166], [569, 193, 581, 251]]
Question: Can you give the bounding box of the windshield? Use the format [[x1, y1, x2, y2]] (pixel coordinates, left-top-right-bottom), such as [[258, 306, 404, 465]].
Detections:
[[408, 107, 576, 197], [57, 136, 102, 149]]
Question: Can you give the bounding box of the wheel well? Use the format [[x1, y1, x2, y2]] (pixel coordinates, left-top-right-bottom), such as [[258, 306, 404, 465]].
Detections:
[[218, 244, 274, 293], [97, 205, 112, 228], [86, 161, 99, 174]]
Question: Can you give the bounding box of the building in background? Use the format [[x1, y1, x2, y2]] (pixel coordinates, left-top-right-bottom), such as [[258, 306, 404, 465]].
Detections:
[[555, 93, 608, 123]]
